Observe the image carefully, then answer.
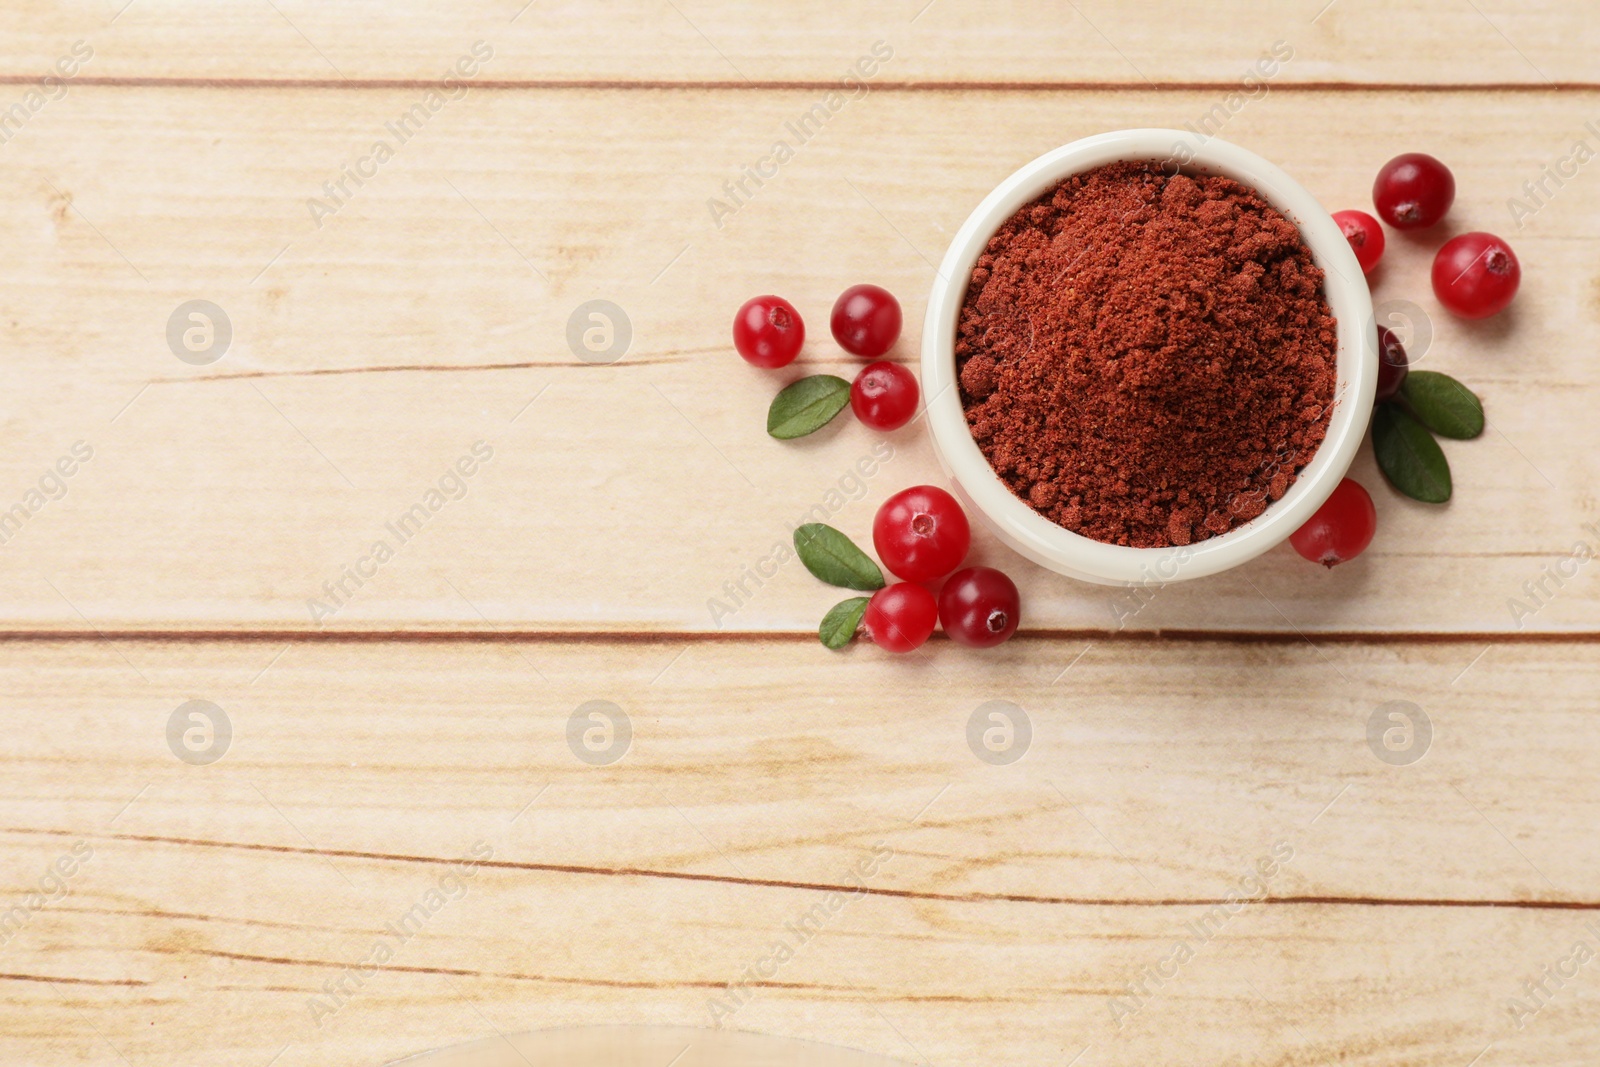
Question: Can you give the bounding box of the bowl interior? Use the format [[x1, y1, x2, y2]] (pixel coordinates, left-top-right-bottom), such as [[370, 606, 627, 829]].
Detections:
[[921, 129, 1375, 586]]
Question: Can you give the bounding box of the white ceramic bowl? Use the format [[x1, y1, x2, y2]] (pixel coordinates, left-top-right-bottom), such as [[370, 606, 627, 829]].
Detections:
[[922, 128, 1375, 586]]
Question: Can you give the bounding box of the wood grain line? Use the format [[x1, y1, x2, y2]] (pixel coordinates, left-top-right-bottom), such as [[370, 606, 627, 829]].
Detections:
[[157, 947, 1059, 1001], [152, 946, 860, 993], [137, 947, 1026, 999], [158, 351, 884, 381], [0, 971, 149, 987], [0, 629, 1585, 644], [158, 357, 690, 380], [10, 828, 1597, 912]]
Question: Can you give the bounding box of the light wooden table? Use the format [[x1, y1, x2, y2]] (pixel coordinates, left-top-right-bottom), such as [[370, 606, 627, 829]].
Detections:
[[1, 2, 1596, 1064]]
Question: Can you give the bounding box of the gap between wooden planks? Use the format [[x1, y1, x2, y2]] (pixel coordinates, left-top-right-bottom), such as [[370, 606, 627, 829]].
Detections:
[[0, 628, 1589, 642], [6, 77, 1600, 91]]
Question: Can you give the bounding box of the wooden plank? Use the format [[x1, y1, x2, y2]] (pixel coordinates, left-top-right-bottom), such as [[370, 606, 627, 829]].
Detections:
[[11, 844, 1598, 1066], [1, 1, 1595, 86], [4, 637, 1596, 905], [0, 86, 1590, 633], [0, 637, 1596, 1065]]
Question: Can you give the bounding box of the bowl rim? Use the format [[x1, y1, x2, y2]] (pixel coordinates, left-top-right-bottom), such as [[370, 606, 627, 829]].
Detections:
[[920, 128, 1376, 586]]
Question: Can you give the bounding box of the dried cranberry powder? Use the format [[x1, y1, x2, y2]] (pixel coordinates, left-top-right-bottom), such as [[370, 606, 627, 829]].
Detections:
[[957, 162, 1337, 548]]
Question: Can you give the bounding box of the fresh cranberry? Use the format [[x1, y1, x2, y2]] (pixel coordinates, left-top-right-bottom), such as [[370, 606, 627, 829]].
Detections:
[[938, 567, 1020, 649], [1372, 153, 1454, 230], [873, 485, 970, 583], [1374, 325, 1409, 404], [1290, 478, 1377, 568], [1332, 209, 1385, 274], [863, 582, 938, 653], [733, 295, 804, 368], [1431, 232, 1520, 320], [830, 284, 902, 358], [850, 361, 919, 431]]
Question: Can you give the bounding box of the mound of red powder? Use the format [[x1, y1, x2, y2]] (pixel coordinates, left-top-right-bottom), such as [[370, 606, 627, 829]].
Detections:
[[957, 161, 1338, 549]]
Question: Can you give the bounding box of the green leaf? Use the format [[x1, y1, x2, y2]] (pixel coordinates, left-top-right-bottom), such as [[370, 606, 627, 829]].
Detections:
[[767, 375, 851, 439], [793, 523, 885, 591], [819, 597, 871, 650], [1372, 403, 1452, 503], [1401, 371, 1485, 440]]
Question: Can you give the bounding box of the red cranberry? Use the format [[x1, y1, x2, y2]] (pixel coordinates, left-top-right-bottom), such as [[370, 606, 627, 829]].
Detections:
[[1431, 232, 1520, 320], [938, 567, 1020, 648], [873, 485, 970, 583], [1332, 209, 1385, 274], [830, 284, 902, 358], [1290, 478, 1377, 568], [863, 582, 938, 653], [850, 361, 919, 431], [733, 295, 804, 368], [1372, 153, 1454, 230]]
